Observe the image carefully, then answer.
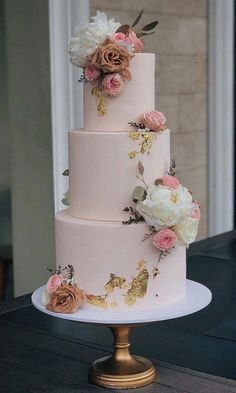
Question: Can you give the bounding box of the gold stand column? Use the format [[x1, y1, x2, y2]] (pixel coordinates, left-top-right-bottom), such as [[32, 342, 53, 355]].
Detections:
[[89, 325, 156, 389]]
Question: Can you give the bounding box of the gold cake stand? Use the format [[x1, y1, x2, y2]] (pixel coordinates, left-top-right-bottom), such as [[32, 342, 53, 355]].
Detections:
[[32, 280, 212, 389], [89, 324, 156, 388]]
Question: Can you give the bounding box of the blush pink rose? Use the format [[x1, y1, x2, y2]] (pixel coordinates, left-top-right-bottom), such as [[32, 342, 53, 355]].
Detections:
[[113, 31, 143, 53], [126, 31, 143, 53], [153, 229, 177, 251], [191, 202, 201, 220], [162, 175, 180, 189], [113, 32, 126, 42], [47, 274, 63, 295], [84, 66, 101, 82], [102, 73, 124, 96], [141, 110, 166, 131]]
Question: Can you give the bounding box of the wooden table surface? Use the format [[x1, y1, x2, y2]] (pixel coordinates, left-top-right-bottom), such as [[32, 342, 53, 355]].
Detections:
[[1, 231, 236, 392]]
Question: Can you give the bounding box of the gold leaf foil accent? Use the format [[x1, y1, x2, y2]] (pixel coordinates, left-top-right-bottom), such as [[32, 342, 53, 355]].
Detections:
[[104, 273, 126, 294], [136, 259, 147, 271], [91, 85, 107, 116], [128, 150, 138, 159], [110, 300, 119, 308], [86, 294, 108, 309], [125, 268, 149, 306], [128, 130, 157, 159], [128, 131, 141, 141]]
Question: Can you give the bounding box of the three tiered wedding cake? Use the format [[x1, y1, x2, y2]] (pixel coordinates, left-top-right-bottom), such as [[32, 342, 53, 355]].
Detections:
[[43, 11, 200, 313]]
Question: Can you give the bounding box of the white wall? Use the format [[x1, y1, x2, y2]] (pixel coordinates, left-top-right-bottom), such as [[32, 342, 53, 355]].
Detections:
[[5, 0, 55, 296], [0, 0, 11, 246]]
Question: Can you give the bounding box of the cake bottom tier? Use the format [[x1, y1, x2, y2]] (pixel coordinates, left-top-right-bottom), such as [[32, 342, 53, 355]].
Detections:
[[56, 210, 186, 311]]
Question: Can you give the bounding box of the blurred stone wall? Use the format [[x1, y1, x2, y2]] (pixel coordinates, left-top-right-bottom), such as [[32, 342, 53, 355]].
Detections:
[[90, 0, 208, 239]]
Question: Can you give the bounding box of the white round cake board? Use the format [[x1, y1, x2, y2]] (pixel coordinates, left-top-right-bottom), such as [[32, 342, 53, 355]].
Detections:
[[32, 280, 212, 325]]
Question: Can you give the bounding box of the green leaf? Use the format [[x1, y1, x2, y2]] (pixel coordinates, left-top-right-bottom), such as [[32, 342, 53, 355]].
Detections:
[[141, 21, 158, 31], [132, 186, 146, 202], [116, 24, 130, 34], [136, 31, 155, 38], [131, 9, 144, 27], [138, 161, 144, 176]]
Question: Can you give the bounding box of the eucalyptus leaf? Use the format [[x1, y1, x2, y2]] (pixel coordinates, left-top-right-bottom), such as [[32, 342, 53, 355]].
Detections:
[[62, 190, 69, 205], [138, 161, 144, 176], [116, 24, 130, 34], [131, 9, 144, 27], [132, 186, 146, 202], [63, 169, 69, 176], [141, 21, 158, 31], [136, 31, 155, 38]]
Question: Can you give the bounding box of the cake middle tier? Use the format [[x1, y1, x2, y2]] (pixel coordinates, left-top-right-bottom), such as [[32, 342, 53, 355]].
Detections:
[[69, 129, 170, 221]]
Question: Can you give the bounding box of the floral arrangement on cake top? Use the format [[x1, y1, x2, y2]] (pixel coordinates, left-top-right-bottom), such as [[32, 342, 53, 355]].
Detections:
[[42, 265, 84, 314], [123, 161, 200, 262], [69, 10, 158, 115], [128, 110, 167, 158]]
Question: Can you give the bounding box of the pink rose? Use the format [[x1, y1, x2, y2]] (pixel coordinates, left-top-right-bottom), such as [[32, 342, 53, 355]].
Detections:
[[126, 31, 143, 53], [191, 202, 201, 220], [113, 32, 126, 42], [102, 73, 124, 96], [84, 66, 101, 82], [153, 229, 177, 251], [47, 274, 63, 295], [162, 175, 180, 189], [141, 110, 166, 131], [113, 31, 143, 53]]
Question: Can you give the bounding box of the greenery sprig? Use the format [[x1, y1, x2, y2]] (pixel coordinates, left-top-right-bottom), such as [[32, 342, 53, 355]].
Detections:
[[128, 121, 146, 130], [116, 9, 158, 39], [168, 159, 176, 176], [122, 206, 144, 225], [78, 72, 85, 83]]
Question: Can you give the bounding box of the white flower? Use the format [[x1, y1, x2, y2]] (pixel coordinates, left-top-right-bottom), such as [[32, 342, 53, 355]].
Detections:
[[174, 217, 199, 246], [42, 288, 50, 306], [69, 11, 121, 68], [136, 184, 193, 230]]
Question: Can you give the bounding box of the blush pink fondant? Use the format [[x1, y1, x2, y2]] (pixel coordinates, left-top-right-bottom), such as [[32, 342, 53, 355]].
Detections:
[[55, 210, 186, 311], [69, 129, 170, 221], [83, 53, 155, 131], [52, 52, 188, 312]]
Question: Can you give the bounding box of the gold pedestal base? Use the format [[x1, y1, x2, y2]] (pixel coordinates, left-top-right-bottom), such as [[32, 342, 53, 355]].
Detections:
[[89, 325, 157, 389]]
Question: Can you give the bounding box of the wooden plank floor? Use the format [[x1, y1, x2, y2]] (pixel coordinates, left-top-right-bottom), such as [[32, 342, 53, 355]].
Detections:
[[1, 230, 236, 391], [0, 317, 236, 393]]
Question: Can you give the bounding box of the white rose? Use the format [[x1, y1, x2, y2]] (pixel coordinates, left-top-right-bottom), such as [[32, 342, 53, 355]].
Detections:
[[174, 217, 199, 246], [136, 184, 192, 230], [69, 11, 121, 68], [42, 288, 50, 306]]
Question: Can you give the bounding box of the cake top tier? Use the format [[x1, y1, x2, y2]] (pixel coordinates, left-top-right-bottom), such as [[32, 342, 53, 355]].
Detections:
[[69, 11, 158, 128]]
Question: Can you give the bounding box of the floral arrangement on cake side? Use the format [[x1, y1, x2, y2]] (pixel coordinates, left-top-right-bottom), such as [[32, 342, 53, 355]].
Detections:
[[69, 10, 158, 115], [42, 265, 84, 314], [128, 110, 167, 158], [123, 161, 201, 262]]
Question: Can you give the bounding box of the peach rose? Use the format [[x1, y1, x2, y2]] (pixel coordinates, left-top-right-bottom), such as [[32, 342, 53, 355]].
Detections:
[[84, 66, 101, 82], [153, 229, 177, 251], [46, 274, 62, 295], [141, 110, 166, 131], [88, 37, 133, 80], [162, 175, 180, 189], [191, 202, 201, 220], [102, 73, 124, 96], [126, 31, 143, 53], [46, 284, 83, 314]]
